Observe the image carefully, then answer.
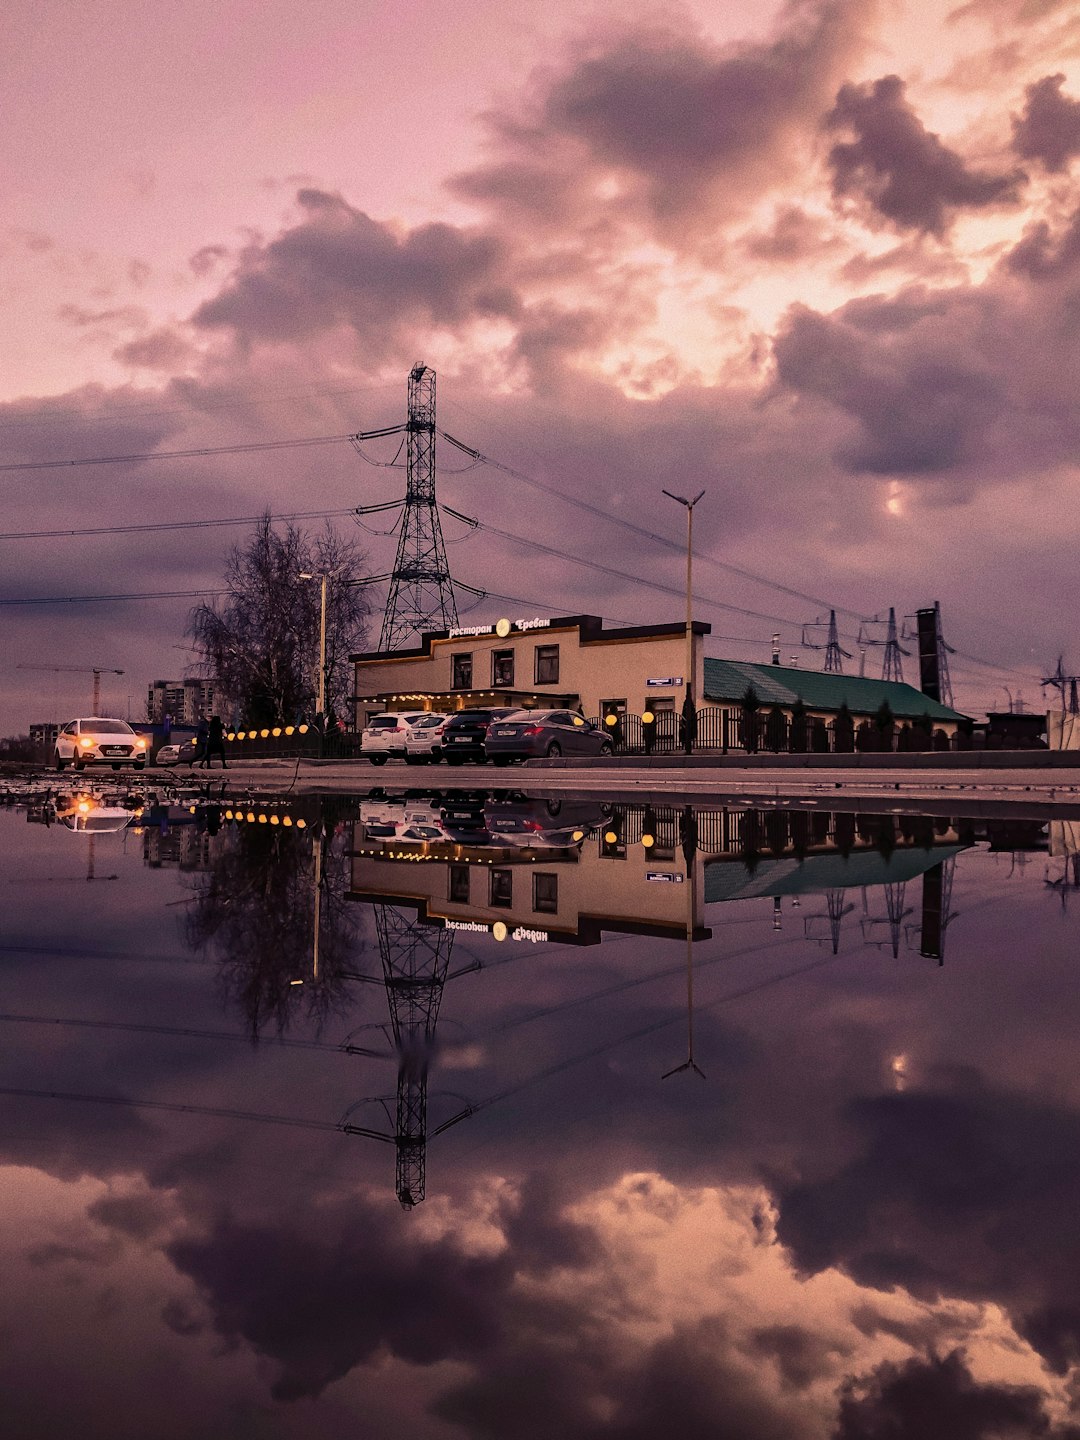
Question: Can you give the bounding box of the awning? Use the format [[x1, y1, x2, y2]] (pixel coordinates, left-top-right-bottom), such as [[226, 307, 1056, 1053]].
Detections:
[[355, 688, 581, 713]]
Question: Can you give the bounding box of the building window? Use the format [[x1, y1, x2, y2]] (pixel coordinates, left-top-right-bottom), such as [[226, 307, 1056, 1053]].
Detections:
[[492, 650, 515, 687], [452, 653, 473, 690], [534, 644, 560, 685], [449, 864, 470, 904], [533, 872, 558, 914], [490, 869, 513, 907]]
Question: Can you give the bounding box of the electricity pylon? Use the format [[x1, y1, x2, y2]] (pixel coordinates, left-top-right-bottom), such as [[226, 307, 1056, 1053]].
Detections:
[[375, 365, 458, 651]]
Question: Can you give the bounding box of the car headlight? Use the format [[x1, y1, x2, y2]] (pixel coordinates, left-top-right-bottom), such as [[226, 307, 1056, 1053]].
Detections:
[[136, 738, 147, 749], [80, 738, 93, 748]]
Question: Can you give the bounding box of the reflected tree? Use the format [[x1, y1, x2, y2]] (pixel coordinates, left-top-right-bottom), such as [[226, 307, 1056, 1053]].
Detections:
[[184, 819, 366, 1039]]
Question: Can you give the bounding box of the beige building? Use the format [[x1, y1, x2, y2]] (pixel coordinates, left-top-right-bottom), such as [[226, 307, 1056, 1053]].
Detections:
[[352, 613, 708, 728]]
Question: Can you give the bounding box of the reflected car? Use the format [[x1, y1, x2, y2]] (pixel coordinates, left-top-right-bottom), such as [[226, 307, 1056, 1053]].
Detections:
[[404, 713, 450, 764], [440, 709, 519, 765], [484, 797, 605, 848], [54, 717, 149, 771], [52, 793, 136, 832], [360, 712, 430, 765], [484, 710, 613, 764], [359, 800, 447, 844]]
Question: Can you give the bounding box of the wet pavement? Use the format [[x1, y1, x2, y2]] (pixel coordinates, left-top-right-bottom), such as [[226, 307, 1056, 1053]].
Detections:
[[2, 786, 1079, 1438]]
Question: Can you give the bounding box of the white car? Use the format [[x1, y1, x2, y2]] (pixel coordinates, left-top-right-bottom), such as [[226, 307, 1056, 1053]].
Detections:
[[404, 713, 450, 764], [54, 717, 149, 772], [360, 712, 429, 765], [359, 800, 447, 843]]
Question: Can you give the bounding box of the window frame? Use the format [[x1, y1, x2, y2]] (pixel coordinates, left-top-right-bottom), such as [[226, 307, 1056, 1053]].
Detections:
[[533, 872, 558, 914], [451, 652, 473, 691], [491, 649, 515, 688], [490, 868, 513, 908], [534, 644, 560, 685]]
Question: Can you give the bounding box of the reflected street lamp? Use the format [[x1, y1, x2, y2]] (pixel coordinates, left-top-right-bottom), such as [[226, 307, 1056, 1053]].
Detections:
[[299, 572, 328, 721], [661, 488, 705, 754]]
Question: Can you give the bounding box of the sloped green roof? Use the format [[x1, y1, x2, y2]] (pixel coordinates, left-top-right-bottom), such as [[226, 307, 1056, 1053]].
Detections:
[[703, 844, 967, 903], [702, 658, 967, 721]]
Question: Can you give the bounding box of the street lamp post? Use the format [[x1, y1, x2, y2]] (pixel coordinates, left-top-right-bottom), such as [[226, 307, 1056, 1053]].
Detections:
[[299, 572, 328, 722], [661, 488, 705, 754]]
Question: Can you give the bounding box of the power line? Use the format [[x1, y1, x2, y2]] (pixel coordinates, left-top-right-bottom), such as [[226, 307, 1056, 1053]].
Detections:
[[0, 425, 403, 474], [0, 508, 356, 541], [0, 588, 224, 606]]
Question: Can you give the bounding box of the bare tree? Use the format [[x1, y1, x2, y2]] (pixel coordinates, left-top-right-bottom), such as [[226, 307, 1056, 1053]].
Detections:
[[188, 515, 373, 726]]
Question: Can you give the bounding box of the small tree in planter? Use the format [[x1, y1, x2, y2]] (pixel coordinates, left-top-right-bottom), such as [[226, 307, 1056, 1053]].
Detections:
[[874, 699, 895, 752], [765, 706, 787, 753], [739, 685, 761, 753], [833, 702, 854, 754], [912, 712, 933, 751], [789, 697, 808, 753]]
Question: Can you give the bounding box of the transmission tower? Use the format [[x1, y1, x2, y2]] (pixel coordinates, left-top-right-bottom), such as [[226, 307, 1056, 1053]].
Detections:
[[858, 608, 909, 684], [375, 365, 458, 651], [801, 610, 851, 674], [1042, 656, 1080, 714]]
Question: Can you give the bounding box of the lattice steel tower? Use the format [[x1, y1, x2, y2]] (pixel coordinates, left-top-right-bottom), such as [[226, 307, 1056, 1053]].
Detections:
[[379, 364, 458, 651]]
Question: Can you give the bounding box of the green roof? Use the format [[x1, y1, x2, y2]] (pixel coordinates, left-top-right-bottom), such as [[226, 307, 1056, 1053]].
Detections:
[[702, 658, 967, 722], [703, 844, 967, 904]]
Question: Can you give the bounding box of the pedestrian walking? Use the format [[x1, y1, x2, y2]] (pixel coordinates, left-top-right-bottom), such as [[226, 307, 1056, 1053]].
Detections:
[[201, 714, 228, 769], [190, 716, 209, 767]]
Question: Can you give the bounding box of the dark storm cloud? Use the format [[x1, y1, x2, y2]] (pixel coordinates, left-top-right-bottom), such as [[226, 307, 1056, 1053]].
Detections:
[[746, 1322, 847, 1391], [773, 294, 1004, 474], [1013, 74, 1080, 172], [193, 189, 519, 349], [1006, 201, 1080, 279], [833, 1348, 1080, 1440], [826, 75, 1025, 234], [774, 1084, 1080, 1375], [452, 0, 871, 243]]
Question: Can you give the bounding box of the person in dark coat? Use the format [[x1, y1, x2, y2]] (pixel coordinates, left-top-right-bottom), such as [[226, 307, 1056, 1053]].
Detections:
[[201, 714, 228, 769], [190, 716, 209, 767]]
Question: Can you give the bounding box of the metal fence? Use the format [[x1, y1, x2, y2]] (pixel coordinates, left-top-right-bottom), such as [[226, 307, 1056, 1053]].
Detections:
[[590, 708, 962, 756]]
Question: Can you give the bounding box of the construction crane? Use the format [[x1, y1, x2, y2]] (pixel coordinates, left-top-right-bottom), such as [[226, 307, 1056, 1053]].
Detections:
[[17, 663, 124, 714]]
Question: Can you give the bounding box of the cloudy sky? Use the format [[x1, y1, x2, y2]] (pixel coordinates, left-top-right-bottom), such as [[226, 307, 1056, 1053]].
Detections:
[[4, 0, 1080, 731]]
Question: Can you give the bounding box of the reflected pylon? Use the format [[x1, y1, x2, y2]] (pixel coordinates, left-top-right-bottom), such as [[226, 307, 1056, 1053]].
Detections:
[[344, 905, 455, 1208], [919, 857, 956, 964]]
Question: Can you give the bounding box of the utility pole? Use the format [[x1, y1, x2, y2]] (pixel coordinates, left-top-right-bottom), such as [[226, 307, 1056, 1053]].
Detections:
[[372, 365, 458, 651], [661, 489, 705, 755]]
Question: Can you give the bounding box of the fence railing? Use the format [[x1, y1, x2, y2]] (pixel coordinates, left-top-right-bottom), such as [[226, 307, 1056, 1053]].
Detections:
[[591, 708, 963, 757]]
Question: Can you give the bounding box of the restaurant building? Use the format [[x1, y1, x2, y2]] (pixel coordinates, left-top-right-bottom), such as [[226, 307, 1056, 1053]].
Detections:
[[351, 612, 968, 742]]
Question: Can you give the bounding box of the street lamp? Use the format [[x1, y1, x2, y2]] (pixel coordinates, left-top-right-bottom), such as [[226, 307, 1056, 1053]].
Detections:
[[661, 488, 705, 754], [299, 572, 328, 722]]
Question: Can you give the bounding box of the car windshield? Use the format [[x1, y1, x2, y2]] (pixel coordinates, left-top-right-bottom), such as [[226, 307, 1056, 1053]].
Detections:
[[368, 717, 401, 729], [449, 711, 496, 723], [92, 720, 134, 734]]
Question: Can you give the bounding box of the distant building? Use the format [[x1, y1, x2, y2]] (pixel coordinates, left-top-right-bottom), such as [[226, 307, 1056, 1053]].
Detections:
[[147, 677, 218, 725], [29, 722, 59, 752]]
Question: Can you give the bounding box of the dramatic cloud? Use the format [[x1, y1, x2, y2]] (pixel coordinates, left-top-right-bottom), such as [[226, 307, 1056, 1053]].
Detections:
[[775, 1083, 1080, 1375], [193, 188, 519, 354], [1013, 74, 1080, 172], [826, 74, 1024, 234], [453, 1, 872, 245], [834, 1349, 1080, 1440]]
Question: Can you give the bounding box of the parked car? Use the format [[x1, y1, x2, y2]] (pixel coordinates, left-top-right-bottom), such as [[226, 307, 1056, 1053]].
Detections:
[[54, 717, 149, 772], [440, 709, 519, 765], [404, 713, 450, 764], [484, 796, 604, 848], [155, 737, 201, 767], [484, 709, 613, 763], [360, 712, 429, 765], [359, 800, 447, 844]]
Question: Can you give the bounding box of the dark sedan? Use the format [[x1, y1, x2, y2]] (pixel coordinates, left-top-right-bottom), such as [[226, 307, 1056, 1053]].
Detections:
[[440, 708, 519, 765], [484, 709, 614, 763]]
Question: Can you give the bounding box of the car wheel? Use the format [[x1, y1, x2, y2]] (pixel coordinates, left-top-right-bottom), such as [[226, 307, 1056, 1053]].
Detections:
[[134, 761, 145, 771], [446, 756, 463, 766], [405, 756, 422, 766], [546, 741, 562, 758], [74, 757, 86, 771], [369, 755, 387, 766], [54, 752, 66, 772], [545, 799, 562, 817], [492, 756, 510, 767], [599, 741, 614, 756]]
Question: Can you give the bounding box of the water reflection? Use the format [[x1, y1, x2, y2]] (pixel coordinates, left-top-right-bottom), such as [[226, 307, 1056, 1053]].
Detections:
[[2, 790, 1080, 1437]]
